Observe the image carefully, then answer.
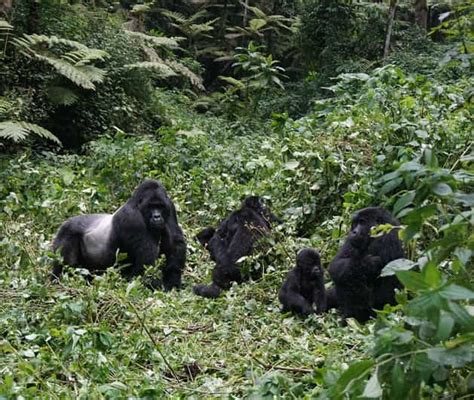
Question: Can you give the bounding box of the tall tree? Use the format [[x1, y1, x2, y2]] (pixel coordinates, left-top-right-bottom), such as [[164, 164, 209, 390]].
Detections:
[[383, 0, 397, 59], [414, 0, 428, 31]]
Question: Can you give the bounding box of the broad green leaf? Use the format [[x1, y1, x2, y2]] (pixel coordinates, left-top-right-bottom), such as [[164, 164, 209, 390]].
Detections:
[[396, 271, 431, 291], [380, 177, 403, 195], [448, 301, 474, 330], [334, 360, 374, 395], [434, 311, 455, 342], [249, 18, 267, 31], [398, 161, 422, 172], [422, 262, 441, 288], [439, 284, 474, 300], [381, 259, 416, 277], [427, 345, 474, 368], [391, 362, 409, 400], [393, 191, 415, 216], [432, 183, 453, 197]]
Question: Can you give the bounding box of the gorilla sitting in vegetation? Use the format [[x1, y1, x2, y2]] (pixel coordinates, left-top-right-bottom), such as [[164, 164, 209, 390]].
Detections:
[[328, 207, 404, 323], [279, 248, 326, 316], [52, 179, 186, 290], [194, 196, 279, 298]]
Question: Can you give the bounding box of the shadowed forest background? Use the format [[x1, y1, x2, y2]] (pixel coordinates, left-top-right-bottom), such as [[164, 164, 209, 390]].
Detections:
[[0, 0, 473, 398]]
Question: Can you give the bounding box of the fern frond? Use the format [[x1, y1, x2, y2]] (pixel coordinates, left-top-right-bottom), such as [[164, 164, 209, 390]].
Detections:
[[16, 34, 89, 50], [161, 10, 188, 24], [0, 97, 12, 116], [47, 86, 79, 106], [131, 4, 150, 13], [166, 60, 205, 91], [124, 31, 183, 49], [0, 20, 13, 30], [187, 9, 210, 23], [0, 121, 61, 144], [35, 55, 105, 89], [124, 61, 177, 77], [62, 48, 108, 65]]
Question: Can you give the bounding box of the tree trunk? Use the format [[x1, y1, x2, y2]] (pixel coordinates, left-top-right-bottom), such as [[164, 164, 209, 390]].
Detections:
[[243, 0, 249, 27], [414, 0, 428, 31], [383, 0, 397, 59]]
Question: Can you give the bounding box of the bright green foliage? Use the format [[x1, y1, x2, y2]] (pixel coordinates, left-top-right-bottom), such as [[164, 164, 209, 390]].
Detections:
[[0, 1, 473, 398]]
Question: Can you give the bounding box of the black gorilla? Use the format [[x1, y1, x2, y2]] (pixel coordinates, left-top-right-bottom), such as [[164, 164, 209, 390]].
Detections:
[[52, 179, 186, 290], [194, 196, 279, 298], [279, 248, 326, 316], [328, 207, 404, 323]]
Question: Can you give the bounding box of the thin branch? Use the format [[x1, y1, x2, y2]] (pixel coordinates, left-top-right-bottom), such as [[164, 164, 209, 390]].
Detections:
[[126, 299, 179, 380]]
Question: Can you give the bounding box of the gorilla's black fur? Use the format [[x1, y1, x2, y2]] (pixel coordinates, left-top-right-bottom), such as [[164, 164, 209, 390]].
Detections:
[[279, 248, 326, 316], [328, 207, 404, 322], [52, 179, 186, 290], [194, 196, 279, 298]]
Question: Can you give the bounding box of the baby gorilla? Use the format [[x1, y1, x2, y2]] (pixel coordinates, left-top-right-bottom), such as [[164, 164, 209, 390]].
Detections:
[[279, 248, 326, 316]]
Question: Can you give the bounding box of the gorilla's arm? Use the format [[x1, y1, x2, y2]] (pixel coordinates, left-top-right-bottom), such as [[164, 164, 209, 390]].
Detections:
[[196, 227, 216, 248], [328, 243, 360, 284], [114, 206, 157, 277], [313, 279, 327, 314], [160, 203, 187, 290]]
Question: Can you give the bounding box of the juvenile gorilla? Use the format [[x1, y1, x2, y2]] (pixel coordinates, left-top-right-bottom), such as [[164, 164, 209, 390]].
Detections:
[[52, 179, 186, 290], [328, 207, 404, 323], [194, 196, 279, 298], [279, 248, 326, 316]]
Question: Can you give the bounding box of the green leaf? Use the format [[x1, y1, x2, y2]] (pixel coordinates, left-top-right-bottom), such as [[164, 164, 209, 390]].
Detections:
[[391, 362, 409, 400], [362, 373, 382, 398], [398, 161, 422, 172], [381, 259, 417, 277], [448, 302, 474, 330], [427, 345, 474, 368], [395, 271, 431, 291], [334, 360, 374, 396], [432, 183, 453, 197], [439, 284, 474, 300], [380, 177, 403, 195], [434, 311, 455, 342], [284, 160, 300, 170], [249, 18, 267, 31], [393, 191, 415, 216], [422, 262, 441, 288]]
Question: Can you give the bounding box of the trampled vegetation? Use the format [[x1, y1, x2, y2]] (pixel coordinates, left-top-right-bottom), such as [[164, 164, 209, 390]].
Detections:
[[0, 1, 473, 398]]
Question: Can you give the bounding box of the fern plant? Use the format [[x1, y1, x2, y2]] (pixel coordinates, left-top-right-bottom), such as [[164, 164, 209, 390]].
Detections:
[[0, 121, 61, 144], [13, 34, 108, 91], [123, 30, 205, 91]]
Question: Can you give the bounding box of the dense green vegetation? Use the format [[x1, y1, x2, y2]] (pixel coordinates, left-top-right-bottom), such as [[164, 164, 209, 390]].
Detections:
[[1, 0, 473, 398]]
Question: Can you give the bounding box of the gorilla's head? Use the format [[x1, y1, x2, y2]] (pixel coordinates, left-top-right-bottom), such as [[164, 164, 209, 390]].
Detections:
[[296, 248, 321, 279], [132, 180, 171, 231], [242, 196, 280, 225], [348, 207, 397, 249]]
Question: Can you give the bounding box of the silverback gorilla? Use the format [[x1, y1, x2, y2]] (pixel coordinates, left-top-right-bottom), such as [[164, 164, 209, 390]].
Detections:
[[52, 180, 186, 290], [279, 248, 326, 316], [194, 196, 279, 298], [327, 207, 404, 322]]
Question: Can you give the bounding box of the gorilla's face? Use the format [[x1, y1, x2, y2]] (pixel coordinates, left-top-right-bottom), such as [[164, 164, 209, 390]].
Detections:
[[296, 249, 321, 279], [348, 208, 389, 249], [139, 189, 170, 231]]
